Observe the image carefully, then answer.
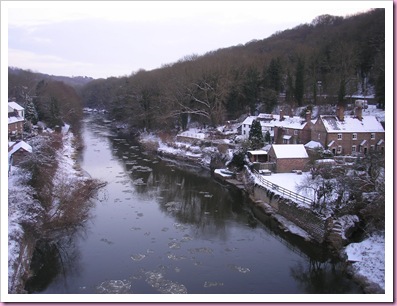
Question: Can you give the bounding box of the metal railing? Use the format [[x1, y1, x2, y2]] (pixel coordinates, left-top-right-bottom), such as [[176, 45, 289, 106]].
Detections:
[[253, 170, 313, 207]]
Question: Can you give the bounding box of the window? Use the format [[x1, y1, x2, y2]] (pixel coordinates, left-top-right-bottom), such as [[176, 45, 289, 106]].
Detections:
[[294, 130, 298, 135], [371, 133, 375, 140], [352, 145, 356, 153], [370, 145, 375, 151], [285, 129, 289, 134], [337, 146, 342, 154], [318, 133, 321, 140], [352, 133, 357, 140], [338, 133, 342, 140]]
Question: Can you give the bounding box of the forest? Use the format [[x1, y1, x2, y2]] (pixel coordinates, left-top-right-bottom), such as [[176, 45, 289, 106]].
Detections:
[[8, 9, 385, 133]]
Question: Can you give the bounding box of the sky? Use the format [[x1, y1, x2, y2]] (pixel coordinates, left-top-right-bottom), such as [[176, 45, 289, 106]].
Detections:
[[1, 1, 391, 79]]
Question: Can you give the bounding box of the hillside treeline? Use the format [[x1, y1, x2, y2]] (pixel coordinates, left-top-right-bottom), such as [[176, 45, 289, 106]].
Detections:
[[79, 9, 385, 132], [8, 68, 88, 131], [8, 9, 385, 133]]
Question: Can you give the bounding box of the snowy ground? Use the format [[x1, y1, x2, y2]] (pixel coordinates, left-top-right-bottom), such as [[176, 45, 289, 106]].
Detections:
[[344, 233, 385, 292], [7, 128, 83, 293]]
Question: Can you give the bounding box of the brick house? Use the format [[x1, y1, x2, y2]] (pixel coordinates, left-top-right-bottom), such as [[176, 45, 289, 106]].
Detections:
[[311, 106, 385, 155], [8, 140, 32, 175], [241, 109, 313, 144], [268, 144, 309, 173], [273, 110, 313, 145], [8, 102, 25, 138]]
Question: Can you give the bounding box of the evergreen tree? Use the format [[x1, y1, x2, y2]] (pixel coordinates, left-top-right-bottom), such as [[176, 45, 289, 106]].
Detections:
[[337, 78, 346, 104], [294, 58, 305, 106], [264, 130, 271, 144], [375, 72, 385, 109], [24, 99, 39, 124], [266, 57, 283, 92], [248, 120, 264, 149]]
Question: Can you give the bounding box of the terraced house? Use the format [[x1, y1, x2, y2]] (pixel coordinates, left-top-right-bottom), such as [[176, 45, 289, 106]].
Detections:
[[240, 102, 385, 157], [8, 102, 25, 139], [311, 104, 385, 155]]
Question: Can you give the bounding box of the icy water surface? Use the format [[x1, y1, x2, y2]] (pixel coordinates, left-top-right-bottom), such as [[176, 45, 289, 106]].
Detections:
[[37, 114, 362, 295]]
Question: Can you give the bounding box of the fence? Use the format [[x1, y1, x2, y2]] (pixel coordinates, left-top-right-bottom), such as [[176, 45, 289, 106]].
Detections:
[[252, 170, 313, 207]]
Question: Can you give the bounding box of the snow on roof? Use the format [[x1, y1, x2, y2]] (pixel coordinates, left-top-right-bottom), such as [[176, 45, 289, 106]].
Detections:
[[247, 150, 268, 155], [8, 116, 24, 124], [271, 144, 308, 159], [305, 140, 323, 149], [8, 101, 24, 111], [8, 141, 32, 157], [320, 115, 384, 133], [242, 115, 257, 125], [243, 113, 308, 130]]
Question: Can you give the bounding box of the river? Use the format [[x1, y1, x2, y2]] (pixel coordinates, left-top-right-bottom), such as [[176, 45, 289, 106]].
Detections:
[[33, 113, 362, 297]]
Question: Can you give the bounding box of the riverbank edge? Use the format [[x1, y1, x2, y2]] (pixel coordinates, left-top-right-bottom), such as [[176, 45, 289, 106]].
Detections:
[[8, 130, 98, 294], [143, 140, 384, 294]]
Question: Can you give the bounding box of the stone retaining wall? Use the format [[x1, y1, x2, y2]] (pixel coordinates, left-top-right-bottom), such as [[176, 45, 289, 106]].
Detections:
[[254, 184, 328, 243], [243, 168, 329, 243]]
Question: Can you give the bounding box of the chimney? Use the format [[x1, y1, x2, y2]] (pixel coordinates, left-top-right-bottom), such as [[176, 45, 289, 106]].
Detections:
[[355, 106, 363, 121], [336, 104, 344, 121], [305, 110, 311, 122], [280, 108, 284, 121]]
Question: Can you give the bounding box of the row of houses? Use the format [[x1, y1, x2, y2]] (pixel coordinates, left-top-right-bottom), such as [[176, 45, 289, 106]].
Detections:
[[7, 102, 30, 176], [241, 101, 385, 156]]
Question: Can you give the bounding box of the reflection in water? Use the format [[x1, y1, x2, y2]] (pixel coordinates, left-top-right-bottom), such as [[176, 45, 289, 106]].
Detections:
[[31, 114, 362, 295]]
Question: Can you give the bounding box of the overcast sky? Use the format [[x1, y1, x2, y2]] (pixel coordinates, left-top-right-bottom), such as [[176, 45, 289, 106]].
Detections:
[[2, 1, 389, 79]]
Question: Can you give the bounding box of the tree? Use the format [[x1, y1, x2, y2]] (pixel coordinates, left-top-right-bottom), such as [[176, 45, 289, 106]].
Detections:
[[264, 130, 271, 144], [24, 99, 39, 125], [375, 71, 385, 109], [248, 120, 264, 149], [294, 58, 305, 106], [266, 57, 283, 93]]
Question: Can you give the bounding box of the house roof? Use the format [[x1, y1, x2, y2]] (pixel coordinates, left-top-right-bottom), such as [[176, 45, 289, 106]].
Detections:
[[247, 150, 268, 155], [8, 116, 24, 124], [8, 141, 32, 158], [242, 113, 311, 130], [271, 144, 308, 159], [8, 102, 24, 111], [320, 115, 384, 133], [305, 140, 323, 149]]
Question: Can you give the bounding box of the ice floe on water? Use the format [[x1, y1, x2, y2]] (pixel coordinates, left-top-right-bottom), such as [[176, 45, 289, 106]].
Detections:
[[173, 222, 188, 231], [167, 253, 187, 261], [96, 279, 132, 294], [143, 270, 188, 294], [131, 253, 146, 261], [188, 247, 213, 255], [131, 165, 152, 172], [132, 178, 146, 185], [227, 264, 250, 273], [168, 241, 181, 249], [165, 201, 182, 213]]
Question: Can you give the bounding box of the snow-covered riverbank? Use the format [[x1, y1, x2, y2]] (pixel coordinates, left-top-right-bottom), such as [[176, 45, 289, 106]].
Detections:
[[7, 129, 91, 293]]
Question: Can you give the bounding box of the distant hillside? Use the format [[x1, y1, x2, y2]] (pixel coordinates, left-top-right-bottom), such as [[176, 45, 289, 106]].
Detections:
[[78, 9, 384, 132], [8, 67, 94, 90]]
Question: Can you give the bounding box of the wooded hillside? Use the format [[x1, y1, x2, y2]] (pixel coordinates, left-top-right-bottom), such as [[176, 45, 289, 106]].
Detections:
[[9, 9, 385, 132]]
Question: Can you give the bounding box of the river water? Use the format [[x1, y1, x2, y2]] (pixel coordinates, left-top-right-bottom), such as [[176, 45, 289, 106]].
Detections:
[[36, 113, 362, 297]]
